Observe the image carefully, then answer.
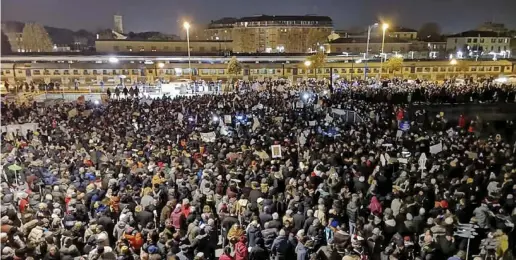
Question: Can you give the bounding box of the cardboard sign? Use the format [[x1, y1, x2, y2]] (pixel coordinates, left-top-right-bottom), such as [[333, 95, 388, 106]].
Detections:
[[200, 132, 216, 142], [271, 145, 282, 158]]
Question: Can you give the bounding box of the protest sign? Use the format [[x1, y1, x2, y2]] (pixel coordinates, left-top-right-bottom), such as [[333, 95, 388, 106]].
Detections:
[[271, 145, 282, 158], [224, 115, 232, 124], [200, 132, 216, 142], [430, 142, 443, 154]]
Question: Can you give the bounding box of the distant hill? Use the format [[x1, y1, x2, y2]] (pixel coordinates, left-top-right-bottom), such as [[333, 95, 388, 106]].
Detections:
[[1, 21, 97, 46]]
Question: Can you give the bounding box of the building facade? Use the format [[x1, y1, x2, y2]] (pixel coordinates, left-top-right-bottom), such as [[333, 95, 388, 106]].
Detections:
[[446, 30, 511, 54], [325, 38, 412, 55], [1, 55, 513, 86], [95, 39, 232, 54], [202, 18, 237, 41], [231, 15, 333, 53]]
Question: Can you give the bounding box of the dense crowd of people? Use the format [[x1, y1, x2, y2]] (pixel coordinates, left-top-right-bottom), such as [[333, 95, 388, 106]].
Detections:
[[1, 80, 516, 260]]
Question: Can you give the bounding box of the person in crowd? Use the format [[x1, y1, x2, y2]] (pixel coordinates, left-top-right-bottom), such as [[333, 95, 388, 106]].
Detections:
[[0, 79, 515, 260]]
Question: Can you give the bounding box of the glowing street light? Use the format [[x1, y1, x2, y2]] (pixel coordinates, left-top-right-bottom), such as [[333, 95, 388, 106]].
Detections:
[[304, 60, 312, 67], [183, 21, 192, 80], [450, 59, 458, 65], [157, 62, 165, 68], [379, 23, 389, 79], [364, 22, 379, 79]]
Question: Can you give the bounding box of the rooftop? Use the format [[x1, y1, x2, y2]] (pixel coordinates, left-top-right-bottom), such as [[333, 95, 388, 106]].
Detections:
[[329, 37, 410, 44], [448, 30, 510, 38], [95, 39, 232, 43], [209, 17, 239, 25], [238, 15, 332, 23]]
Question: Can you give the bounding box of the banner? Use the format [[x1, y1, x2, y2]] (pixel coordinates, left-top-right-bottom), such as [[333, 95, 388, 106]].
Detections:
[[3, 123, 38, 135]]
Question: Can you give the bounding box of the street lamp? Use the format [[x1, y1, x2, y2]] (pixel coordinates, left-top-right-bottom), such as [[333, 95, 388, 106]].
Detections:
[[450, 59, 457, 65], [157, 62, 165, 68], [304, 60, 312, 67], [378, 23, 389, 80], [183, 21, 192, 80], [364, 23, 379, 79]]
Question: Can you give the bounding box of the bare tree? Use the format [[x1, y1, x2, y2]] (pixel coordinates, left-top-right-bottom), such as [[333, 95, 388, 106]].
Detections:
[[22, 23, 53, 52]]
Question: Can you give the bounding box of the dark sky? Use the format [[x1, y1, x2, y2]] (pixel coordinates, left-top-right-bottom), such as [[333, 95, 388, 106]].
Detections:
[[2, 0, 515, 35]]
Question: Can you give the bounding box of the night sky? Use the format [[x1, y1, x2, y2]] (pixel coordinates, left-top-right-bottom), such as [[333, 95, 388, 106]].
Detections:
[[2, 0, 515, 35]]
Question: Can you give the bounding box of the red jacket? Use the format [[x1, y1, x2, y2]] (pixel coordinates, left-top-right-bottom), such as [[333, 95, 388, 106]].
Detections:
[[396, 109, 404, 121], [219, 254, 234, 260], [235, 237, 248, 260], [458, 116, 466, 128]]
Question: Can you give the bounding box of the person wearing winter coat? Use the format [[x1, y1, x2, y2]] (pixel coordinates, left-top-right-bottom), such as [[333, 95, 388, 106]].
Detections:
[[261, 222, 278, 250], [473, 202, 491, 229], [295, 236, 309, 260], [218, 247, 234, 260], [249, 238, 268, 260], [271, 229, 291, 260], [246, 220, 261, 248], [59, 237, 80, 260], [346, 197, 358, 234], [234, 236, 249, 260]]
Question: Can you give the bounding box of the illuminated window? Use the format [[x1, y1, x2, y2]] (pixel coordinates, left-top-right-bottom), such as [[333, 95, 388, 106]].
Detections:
[[151, 46, 157, 52]]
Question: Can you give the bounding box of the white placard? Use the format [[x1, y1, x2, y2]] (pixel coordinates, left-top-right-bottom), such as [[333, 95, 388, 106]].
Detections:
[[325, 114, 333, 122], [252, 117, 260, 131], [429, 142, 443, 154], [296, 102, 304, 108], [6, 125, 21, 135], [332, 108, 347, 116], [418, 153, 427, 170], [396, 130, 403, 138], [224, 115, 232, 124], [271, 145, 282, 158], [177, 112, 184, 122], [309, 121, 316, 126], [200, 132, 216, 142], [398, 158, 408, 164]]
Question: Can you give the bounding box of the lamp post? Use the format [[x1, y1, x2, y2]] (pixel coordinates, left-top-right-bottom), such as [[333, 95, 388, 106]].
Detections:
[[364, 23, 379, 79], [378, 23, 389, 80], [183, 21, 192, 80]]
